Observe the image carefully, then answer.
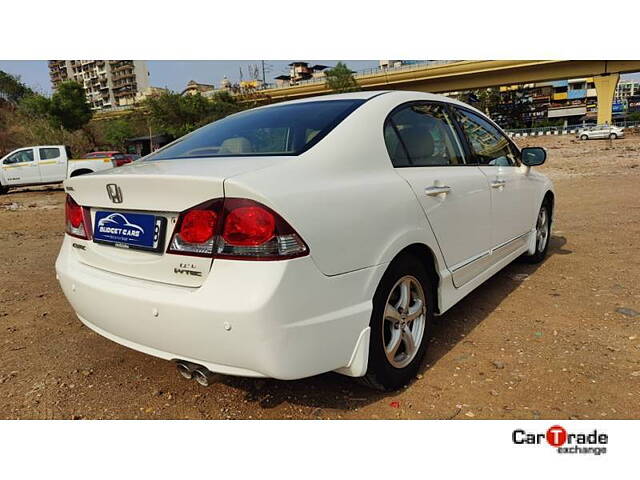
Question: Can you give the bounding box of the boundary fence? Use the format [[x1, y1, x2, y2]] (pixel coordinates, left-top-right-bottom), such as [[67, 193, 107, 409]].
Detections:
[[506, 121, 640, 138]]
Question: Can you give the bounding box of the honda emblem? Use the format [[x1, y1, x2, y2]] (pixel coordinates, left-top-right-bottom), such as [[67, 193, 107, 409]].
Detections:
[[106, 184, 123, 203]]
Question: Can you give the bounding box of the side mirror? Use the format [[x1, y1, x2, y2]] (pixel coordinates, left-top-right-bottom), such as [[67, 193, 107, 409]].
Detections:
[[521, 147, 546, 167]]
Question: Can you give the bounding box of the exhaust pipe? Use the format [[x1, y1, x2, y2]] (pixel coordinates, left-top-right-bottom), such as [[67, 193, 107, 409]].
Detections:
[[174, 360, 217, 387], [175, 360, 201, 380], [192, 367, 216, 387]]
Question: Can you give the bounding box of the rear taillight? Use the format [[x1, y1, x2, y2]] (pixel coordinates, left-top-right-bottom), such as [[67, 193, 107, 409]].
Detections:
[[114, 158, 131, 167], [65, 195, 92, 240], [167, 198, 308, 260]]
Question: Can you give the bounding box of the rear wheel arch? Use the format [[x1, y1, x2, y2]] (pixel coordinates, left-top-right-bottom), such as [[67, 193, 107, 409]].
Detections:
[[542, 190, 554, 225], [386, 243, 441, 315], [70, 169, 93, 177]]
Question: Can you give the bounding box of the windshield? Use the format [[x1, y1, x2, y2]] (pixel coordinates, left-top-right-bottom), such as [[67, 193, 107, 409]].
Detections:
[[145, 99, 365, 161]]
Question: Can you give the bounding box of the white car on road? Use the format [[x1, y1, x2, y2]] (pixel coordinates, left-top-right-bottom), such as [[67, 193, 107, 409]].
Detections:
[[577, 124, 624, 140], [56, 91, 554, 390], [0, 145, 117, 194]]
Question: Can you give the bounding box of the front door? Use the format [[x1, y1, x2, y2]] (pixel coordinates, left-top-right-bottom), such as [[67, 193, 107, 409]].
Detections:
[[2, 148, 40, 186], [384, 102, 493, 287], [453, 108, 535, 256]]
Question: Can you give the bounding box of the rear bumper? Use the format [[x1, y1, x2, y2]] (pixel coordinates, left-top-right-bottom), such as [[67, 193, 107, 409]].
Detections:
[[55, 236, 382, 379]]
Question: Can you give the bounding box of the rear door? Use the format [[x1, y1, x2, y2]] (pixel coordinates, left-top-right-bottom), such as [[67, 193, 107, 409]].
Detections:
[[385, 102, 493, 287], [37, 146, 67, 182], [453, 107, 536, 257], [1, 148, 40, 185], [593, 126, 608, 139]]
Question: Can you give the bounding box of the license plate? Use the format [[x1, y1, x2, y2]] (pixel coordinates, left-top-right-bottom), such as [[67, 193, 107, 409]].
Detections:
[[93, 210, 166, 252]]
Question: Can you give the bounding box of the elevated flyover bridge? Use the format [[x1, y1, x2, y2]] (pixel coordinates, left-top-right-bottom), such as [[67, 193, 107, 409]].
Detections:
[[261, 60, 640, 125]]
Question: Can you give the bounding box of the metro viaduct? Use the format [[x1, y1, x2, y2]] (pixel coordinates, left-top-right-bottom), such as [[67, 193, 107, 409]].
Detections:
[[260, 60, 640, 125]]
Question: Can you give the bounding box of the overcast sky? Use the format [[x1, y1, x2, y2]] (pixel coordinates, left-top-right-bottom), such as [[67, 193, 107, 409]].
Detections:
[[0, 60, 380, 95], [1, 60, 638, 96]]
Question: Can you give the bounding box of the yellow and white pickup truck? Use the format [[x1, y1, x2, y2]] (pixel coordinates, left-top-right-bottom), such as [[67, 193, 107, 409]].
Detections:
[[0, 145, 117, 194]]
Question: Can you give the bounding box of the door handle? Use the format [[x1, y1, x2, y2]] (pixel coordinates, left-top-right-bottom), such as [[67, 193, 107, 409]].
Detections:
[[491, 179, 506, 189], [424, 185, 452, 196]]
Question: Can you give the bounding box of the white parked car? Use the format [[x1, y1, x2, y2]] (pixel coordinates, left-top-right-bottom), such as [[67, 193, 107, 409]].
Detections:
[[577, 124, 624, 140], [0, 145, 116, 194], [56, 91, 554, 390]]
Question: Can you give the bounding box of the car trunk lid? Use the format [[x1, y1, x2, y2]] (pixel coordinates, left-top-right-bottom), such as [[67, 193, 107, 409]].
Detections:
[[64, 156, 283, 287]]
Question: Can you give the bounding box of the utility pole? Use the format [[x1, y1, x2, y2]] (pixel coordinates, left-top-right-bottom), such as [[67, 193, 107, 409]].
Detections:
[[261, 60, 266, 84]]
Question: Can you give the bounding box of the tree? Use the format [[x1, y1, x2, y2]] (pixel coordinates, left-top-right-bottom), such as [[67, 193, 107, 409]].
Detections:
[[325, 62, 360, 93], [49, 81, 92, 131], [627, 111, 640, 122], [0, 71, 34, 103], [459, 88, 500, 115], [19, 94, 52, 117], [143, 91, 244, 138], [103, 118, 136, 151]]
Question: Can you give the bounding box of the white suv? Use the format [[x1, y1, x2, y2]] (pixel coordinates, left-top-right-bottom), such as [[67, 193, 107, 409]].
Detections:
[[56, 91, 554, 390]]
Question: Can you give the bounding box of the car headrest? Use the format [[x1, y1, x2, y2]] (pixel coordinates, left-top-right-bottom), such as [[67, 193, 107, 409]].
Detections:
[[218, 137, 253, 155], [401, 126, 435, 161]]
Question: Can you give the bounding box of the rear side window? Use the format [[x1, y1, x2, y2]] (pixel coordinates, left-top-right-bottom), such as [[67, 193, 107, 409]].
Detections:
[[385, 103, 465, 167], [39, 147, 60, 160], [454, 109, 518, 166], [145, 99, 365, 161]]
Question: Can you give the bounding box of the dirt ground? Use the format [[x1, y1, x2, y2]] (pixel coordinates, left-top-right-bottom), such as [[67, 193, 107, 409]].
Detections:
[[1, 134, 639, 420]]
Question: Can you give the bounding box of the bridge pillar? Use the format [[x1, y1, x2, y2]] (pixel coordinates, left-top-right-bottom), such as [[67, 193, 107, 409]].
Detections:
[[593, 73, 620, 125]]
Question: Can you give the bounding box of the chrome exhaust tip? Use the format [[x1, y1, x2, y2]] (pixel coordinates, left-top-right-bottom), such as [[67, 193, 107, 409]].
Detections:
[[176, 361, 195, 380], [192, 367, 215, 387]]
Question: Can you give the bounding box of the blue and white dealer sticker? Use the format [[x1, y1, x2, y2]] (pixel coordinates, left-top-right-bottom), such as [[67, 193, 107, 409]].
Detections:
[[93, 211, 165, 251]]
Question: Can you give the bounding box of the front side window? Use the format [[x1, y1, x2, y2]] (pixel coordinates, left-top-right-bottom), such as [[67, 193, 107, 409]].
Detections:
[[454, 109, 518, 166], [146, 99, 365, 161], [4, 149, 34, 165], [39, 148, 60, 160], [385, 103, 465, 167]]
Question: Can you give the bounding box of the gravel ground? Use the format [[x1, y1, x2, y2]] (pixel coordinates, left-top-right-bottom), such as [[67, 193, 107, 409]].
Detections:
[[0, 134, 639, 419]]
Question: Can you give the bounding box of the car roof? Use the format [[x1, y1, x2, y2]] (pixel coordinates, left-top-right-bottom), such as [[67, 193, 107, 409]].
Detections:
[[260, 90, 479, 113]]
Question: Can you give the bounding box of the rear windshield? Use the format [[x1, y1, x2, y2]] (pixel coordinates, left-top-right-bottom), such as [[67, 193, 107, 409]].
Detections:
[[145, 99, 365, 160]]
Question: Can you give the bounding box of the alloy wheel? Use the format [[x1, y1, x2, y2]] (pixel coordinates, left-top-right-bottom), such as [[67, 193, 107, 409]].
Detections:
[[536, 207, 549, 252], [382, 275, 426, 368]]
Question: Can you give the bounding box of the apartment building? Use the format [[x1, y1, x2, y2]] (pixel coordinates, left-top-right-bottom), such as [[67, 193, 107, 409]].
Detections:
[[48, 60, 150, 110], [616, 80, 640, 100]]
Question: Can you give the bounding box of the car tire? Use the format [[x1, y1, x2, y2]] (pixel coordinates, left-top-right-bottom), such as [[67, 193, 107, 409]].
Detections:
[[361, 254, 434, 391], [523, 200, 551, 264], [609, 133, 618, 140], [0, 184, 7, 195], [580, 134, 588, 140]]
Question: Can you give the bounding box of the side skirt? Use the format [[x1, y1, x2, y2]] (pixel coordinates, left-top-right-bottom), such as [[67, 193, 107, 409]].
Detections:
[[450, 231, 530, 288]]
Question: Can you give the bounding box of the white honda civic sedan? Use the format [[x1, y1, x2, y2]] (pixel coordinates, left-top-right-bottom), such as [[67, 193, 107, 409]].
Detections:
[[56, 91, 554, 390]]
